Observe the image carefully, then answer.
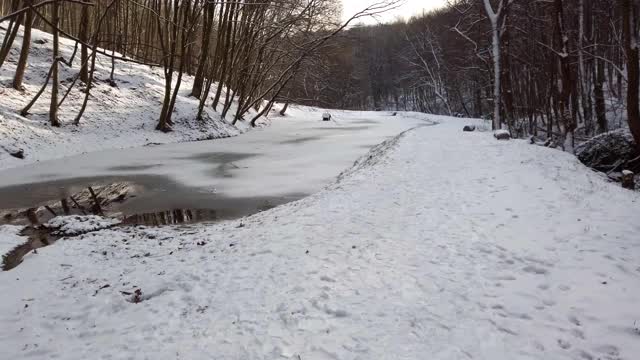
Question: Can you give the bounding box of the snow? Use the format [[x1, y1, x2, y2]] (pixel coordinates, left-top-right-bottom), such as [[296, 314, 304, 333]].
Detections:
[[0, 26, 264, 171], [1, 116, 639, 359], [622, 170, 634, 176], [44, 215, 120, 236], [0, 225, 26, 259]]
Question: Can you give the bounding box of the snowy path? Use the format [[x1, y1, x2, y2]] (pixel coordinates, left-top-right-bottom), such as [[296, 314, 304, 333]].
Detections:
[[1, 116, 639, 359]]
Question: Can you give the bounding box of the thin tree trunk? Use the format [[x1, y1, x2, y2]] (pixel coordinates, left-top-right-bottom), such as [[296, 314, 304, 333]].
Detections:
[[12, 0, 34, 90], [0, 13, 23, 69], [622, 0, 640, 150], [191, 0, 214, 98], [483, 0, 504, 130], [594, 58, 607, 133], [49, 0, 61, 127]]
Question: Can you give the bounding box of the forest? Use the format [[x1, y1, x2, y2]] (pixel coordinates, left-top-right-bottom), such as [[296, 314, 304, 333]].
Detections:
[[291, 0, 640, 154], [0, 0, 395, 131]]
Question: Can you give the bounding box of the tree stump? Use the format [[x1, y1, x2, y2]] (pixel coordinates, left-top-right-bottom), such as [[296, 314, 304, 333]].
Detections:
[[622, 170, 635, 190]]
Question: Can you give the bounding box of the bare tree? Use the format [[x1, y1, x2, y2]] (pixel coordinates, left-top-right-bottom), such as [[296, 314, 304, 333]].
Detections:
[[621, 0, 640, 150]]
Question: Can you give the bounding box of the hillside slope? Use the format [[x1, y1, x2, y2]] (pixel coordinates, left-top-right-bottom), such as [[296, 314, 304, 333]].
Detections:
[[0, 26, 265, 170]]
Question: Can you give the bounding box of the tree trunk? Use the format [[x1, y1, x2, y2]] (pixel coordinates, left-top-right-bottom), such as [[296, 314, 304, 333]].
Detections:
[[49, 0, 61, 127], [593, 58, 607, 133], [79, 4, 89, 83], [279, 101, 290, 116], [483, 0, 503, 130], [0, 13, 23, 69], [12, 0, 34, 90], [191, 0, 214, 98], [554, 0, 575, 152], [622, 0, 640, 150]]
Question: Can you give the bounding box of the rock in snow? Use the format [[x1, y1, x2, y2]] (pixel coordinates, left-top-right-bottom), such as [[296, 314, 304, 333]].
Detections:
[[8, 149, 24, 159], [463, 125, 476, 132], [1, 144, 24, 159], [622, 170, 635, 190]]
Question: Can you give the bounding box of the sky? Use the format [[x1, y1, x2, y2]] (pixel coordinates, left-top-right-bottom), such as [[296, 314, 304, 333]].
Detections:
[[341, 0, 447, 24]]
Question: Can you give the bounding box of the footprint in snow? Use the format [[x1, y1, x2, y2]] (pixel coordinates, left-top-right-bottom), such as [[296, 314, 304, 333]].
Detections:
[[595, 344, 620, 357], [557, 339, 572, 350], [523, 265, 549, 275], [570, 329, 585, 340], [568, 315, 581, 326]]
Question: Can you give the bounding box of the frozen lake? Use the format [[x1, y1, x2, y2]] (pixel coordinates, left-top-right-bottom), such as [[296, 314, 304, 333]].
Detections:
[[0, 109, 431, 221]]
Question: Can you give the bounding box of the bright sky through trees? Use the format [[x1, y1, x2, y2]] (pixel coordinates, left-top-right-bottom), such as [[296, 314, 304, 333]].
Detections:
[[341, 0, 447, 23]]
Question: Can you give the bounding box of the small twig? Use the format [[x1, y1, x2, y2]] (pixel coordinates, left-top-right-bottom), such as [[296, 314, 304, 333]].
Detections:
[[93, 284, 110, 296]]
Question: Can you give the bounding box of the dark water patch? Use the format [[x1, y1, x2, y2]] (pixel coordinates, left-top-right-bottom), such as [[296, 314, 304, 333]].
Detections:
[[352, 120, 380, 125], [109, 164, 162, 171], [0, 174, 308, 228], [2, 189, 307, 269], [213, 161, 245, 178], [172, 152, 258, 178], [122, 209, 218, 226], [0, 175, 165, 210], [279, 136, 322, 145], [38, 173, 63, 180], [120, 191, 307, 221], [0, 182, 134, 226], [313, 126, 372, 131], [177, 152, 258, 164]]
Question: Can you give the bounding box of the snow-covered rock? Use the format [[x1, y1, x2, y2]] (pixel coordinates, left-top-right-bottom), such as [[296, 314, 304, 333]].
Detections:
[[494, 129, 511, 140]]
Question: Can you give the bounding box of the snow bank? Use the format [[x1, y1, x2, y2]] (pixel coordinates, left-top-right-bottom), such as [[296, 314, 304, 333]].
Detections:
[[1, 117, 638, 359], [0, 225, 26, 258], [0, 27, 266, 170]]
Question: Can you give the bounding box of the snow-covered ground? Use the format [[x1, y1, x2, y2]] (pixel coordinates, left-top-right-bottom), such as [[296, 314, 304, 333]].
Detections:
[[0, 225, 24, 258], [1, 116, 639, 360], [0, 27, 263, 171]]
